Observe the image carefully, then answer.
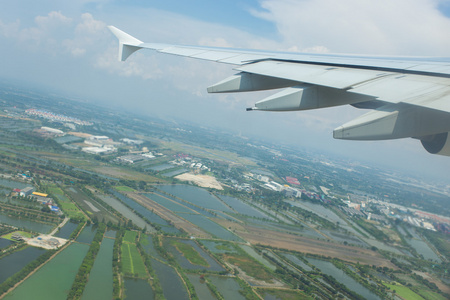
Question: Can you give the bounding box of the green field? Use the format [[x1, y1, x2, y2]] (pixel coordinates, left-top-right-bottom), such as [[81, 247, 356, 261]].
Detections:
[[114, 186, 136, 192], [171, 240, 209, 267], [123, 230, 138, 244], [121, 243, 147, 278], [225, 253, 274, 282], [47, 185, 86, 220], [385, 284, 425, 300], [1, 231, 33, 240], [259, 288, 313, 300]]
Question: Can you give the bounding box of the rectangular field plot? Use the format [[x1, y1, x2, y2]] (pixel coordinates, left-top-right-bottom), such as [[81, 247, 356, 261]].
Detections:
[[123, 230, 138, 243], [121, 243, 147, 278]]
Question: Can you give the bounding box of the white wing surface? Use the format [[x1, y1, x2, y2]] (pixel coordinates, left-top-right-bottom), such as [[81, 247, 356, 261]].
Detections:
[[108, 26, 450, 156]]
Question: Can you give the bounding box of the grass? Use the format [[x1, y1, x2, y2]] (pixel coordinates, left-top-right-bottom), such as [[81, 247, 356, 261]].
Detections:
[[258, 288, 313, 300], [385, 283, 425, 300], [123, 230, 138, 244], [2, 231, 33, 240], [417, 288, 448, 300], [114, 186, 136, 192], [121, 243, 147, 278], [224, 253, 273, 282], [171, 240, 209, 267], [59, 201, 86, 220], [48, 186, 64, 196]]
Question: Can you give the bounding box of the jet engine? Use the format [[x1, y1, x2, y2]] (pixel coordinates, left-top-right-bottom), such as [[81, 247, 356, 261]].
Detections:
[[420, 132, 450, 156]]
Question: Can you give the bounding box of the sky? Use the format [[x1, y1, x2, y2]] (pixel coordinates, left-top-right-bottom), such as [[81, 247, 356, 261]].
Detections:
[[1, 0, 450, 183]]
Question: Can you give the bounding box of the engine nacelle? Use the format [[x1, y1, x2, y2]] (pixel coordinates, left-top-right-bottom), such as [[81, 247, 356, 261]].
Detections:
[[421, 132, 450, 156]]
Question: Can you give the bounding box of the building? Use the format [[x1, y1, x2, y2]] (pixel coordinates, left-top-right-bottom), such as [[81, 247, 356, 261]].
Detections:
[[19, 187, 34, 197]]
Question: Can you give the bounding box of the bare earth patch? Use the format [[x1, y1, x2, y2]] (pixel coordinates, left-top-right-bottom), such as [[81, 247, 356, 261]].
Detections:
[[175, 173, 223, 190]]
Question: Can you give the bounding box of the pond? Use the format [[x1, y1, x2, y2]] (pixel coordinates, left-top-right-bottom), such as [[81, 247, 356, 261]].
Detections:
[[151, 258, 189, 300], [144, 193, 195, 214], [109, 190, 179, 234], [98, 194, 150, 230], [163, 238, 225, 272], [208, 276, 246, 300], [3, 243, 89, 300], [180, 214, 243, 242], [81, 238, 114, 300], [187, 274, 216, 300], [76, 224, 97, 244], [307, 257, 381, 300], [153, 192, 216, 218], [147, 163, 173, 171], [53, 221, 78, 239], [0, 212, 54, 234], [281, 253, 312, 271], [217, 195, 273, 219], [0, 238, 13, 249], [140, 234, 166, 262], [0, 246, 47, 284], [157, 185, 233, 212], [162, 169, 187, 177], [0, 179, 30, 190], [124, 278, 154, 300]]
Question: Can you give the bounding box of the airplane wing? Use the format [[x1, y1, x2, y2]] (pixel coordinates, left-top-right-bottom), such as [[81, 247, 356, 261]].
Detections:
[[108, 26, 450, 156]]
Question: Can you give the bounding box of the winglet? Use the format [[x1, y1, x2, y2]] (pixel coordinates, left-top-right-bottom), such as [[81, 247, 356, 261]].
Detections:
[[108, 26, 143, 61]]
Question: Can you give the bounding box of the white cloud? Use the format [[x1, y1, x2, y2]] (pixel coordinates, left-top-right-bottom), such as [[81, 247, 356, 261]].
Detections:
[[253, 0, 450, 55]]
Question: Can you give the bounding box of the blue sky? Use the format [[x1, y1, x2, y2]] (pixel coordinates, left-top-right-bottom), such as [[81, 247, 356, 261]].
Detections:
[[1, 0, 450, 183]]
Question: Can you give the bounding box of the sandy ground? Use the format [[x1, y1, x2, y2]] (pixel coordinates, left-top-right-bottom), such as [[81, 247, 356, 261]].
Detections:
[[175, 173, 223, 190], [26, 235, 68, 250]]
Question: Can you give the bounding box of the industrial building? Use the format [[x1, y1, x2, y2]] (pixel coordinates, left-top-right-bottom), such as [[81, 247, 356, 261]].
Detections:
[[19, 187, 34, 197]]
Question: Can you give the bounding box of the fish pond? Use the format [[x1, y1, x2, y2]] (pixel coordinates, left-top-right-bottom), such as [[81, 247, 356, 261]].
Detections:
[[157, 185, 233, 212], [151, 192, 216, 217], [0, 238, 13, 249], [180, 214, 243, 242], [187, 274, 216, 300], [124, 278, 154, 300], [81, 238, 114, 300], [162, 169, 187, 177], [306, 257, 381, 300], [217, 195, 273, 219], [281, 253, 312, 271], [208, 276, 246, 300], [151, 258, 189, 300], [53, 221, 78, 239], [201, 240, 240, 254], [0, 246, 47, 284], [4, 243, 89, 300], [76, 224, 97, 244], [110, 190, 179, 234], [147, 163, 173, 171], [0, 212, 54, 233], [98, 194, 149, 230]]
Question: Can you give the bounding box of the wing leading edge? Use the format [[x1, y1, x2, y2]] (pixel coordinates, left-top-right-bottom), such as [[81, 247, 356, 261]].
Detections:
[[108, 26, 450, 156]]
